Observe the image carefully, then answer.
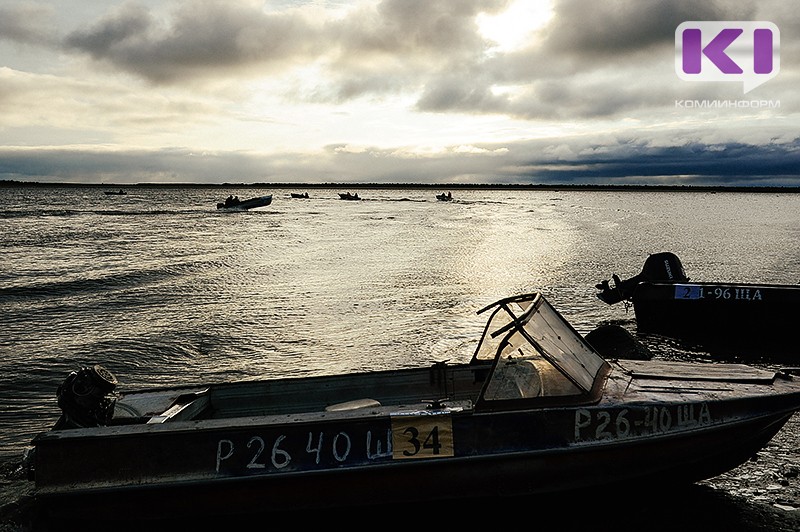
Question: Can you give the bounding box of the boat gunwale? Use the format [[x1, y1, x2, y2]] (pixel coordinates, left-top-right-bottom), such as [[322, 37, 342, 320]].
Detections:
[[31, 407, 796, 501]]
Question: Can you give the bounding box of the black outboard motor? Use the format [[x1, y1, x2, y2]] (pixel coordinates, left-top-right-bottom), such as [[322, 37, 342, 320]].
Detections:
[[596, 252, 689, 304], [53, 364, 118, 429]]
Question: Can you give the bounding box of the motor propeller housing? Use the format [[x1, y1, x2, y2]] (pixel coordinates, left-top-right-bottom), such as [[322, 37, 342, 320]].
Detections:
[[54, 364, 118, 429], [596, 252, 689, 304]]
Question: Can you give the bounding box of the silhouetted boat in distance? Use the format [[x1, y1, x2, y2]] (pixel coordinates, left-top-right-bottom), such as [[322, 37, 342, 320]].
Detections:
[[338, 192, 360, 200], [290, 192, 309, 199], [216, 194, 273, 211]]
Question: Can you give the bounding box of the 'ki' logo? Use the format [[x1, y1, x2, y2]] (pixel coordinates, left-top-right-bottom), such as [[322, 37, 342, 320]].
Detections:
[[675, 21, 780, 94]]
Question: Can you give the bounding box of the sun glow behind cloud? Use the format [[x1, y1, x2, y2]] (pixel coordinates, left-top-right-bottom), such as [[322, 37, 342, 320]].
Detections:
[[477, 0, 554, 52]]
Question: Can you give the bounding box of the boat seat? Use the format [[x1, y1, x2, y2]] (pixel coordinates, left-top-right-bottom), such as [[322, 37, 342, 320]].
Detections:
[[324, 398, 382, 412], [146, 394, 210, 424]]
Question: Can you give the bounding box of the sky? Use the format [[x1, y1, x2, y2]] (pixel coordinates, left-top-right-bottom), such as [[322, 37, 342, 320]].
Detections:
[[0, 0, 798, 186]]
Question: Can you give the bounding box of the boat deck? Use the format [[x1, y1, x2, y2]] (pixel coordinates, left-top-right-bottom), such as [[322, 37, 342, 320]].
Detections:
[[110, 363, 488, 425]]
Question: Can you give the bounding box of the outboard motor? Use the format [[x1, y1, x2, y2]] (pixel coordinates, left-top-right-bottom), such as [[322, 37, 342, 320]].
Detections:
[[596, 252, 689, 304], [53, 364, 118, 429]]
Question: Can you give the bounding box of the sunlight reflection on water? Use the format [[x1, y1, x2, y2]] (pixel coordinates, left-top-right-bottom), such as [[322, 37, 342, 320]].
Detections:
[[0, 186, 798, 456]]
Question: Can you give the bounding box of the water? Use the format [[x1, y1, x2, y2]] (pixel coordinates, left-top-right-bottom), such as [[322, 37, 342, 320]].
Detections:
[[1, 185, 799, 526]]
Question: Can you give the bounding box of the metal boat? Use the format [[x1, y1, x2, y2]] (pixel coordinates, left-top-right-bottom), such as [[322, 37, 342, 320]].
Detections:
[[596, 252, 800, 359], [216, 194, 273, 210], [24, 292, 800, 520]]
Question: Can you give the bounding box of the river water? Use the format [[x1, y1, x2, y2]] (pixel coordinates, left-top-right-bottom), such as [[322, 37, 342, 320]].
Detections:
[[0, 184, 798, 529]]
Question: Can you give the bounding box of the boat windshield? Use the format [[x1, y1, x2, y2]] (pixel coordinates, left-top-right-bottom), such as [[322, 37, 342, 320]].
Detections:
[[473, 294, 607, 403]]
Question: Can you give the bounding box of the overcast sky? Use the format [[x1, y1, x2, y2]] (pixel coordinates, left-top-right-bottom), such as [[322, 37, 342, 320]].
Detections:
[[1, 0, 798, 185]]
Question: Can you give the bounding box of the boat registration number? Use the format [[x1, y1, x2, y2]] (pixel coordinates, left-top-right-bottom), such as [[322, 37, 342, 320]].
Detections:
[[574, 402, 712, 442], [673, 284, 763, 301], [214, 414, 455, 475], [391, 415, 455, 459]]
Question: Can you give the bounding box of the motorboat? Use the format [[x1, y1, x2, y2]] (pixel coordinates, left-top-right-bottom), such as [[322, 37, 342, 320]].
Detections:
[[595, 252, 800, 359], [216, 194, 273, 211], [23, 292, 800, 521], [338, 192, 360, 200]]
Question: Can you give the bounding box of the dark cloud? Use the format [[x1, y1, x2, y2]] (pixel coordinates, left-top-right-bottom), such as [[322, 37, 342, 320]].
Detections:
[[64, 1, 323, 84], [65, 4, 152, 54], [541, 0, 749, 58], [318, 70, 406, 102], [415, 71, 508, 113], [526, 137, 800, 185], [0, 147, 275, 183], [3, 136, 797, 186], [0, 4, 58, 46], [315, 0, 508, 100], [504, 75, 682, 119], [59, 0, 508, 87], [416, 61, 697, 119], [331, 0, 505, 60]]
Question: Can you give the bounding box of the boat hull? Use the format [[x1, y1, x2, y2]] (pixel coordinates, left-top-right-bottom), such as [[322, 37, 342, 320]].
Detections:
[[216, 195, 272, 210], [31, 411, 795, 519], [30, 382, 800, 519], [23, 293, 800, 521], [632, 282, 799, 358]]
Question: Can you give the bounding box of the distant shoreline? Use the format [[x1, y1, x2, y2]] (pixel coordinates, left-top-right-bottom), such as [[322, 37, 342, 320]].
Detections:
[[1, 180, 798, 193]]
